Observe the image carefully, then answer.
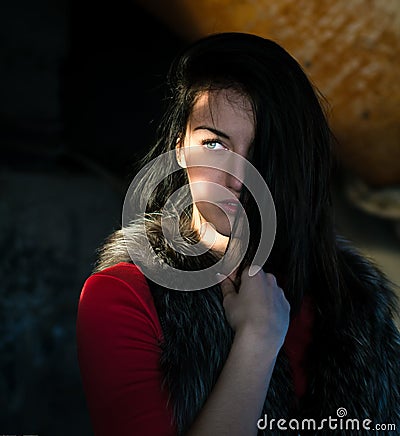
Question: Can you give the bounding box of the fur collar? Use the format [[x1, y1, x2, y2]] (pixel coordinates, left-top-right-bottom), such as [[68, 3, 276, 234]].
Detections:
[[95, 214, 400, 435]]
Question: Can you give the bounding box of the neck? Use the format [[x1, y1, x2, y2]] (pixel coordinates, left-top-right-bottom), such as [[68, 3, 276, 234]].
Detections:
[[191, 205, 229, 256]]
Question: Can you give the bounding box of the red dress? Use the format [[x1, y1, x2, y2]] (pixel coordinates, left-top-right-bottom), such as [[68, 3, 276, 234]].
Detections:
[[76, 262, 314, 436]]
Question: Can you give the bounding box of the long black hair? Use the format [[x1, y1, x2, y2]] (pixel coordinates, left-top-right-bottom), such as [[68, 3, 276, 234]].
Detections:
[[134, 32, 340, 316]]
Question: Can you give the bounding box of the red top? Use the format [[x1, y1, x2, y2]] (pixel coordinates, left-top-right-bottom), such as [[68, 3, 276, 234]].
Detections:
[[77, 262, 314, 436]]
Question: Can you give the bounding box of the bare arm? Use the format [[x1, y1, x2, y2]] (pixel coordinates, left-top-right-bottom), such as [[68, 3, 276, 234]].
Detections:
[[186, 268, 290, 436], [186, 329, 277, 435]]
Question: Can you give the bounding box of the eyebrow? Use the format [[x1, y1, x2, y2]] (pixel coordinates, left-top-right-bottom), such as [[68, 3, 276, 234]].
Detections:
[[193, 126, 230, 140]]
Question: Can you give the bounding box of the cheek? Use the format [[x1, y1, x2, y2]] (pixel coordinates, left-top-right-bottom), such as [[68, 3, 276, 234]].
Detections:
[[186, 168, 225, 201], [186, 166, 216, 182]]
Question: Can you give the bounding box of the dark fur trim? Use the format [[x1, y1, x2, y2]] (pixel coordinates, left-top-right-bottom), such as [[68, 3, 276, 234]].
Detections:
[[95, 215, 400, 435]]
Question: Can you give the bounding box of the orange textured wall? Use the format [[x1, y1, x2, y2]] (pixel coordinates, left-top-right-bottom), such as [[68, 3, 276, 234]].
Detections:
[[138, 0, 400, 187]]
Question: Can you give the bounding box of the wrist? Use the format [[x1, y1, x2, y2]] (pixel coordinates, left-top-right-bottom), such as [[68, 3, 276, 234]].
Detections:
[[233, 327, 280, 361]]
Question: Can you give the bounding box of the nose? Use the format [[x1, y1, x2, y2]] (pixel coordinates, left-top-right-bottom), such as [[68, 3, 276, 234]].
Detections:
[[225, 153, 244, 195], [226, 173, 242, 194]]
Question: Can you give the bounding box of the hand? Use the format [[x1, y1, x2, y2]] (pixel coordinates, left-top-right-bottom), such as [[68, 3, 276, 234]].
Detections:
[[218, 267, 290, 353]]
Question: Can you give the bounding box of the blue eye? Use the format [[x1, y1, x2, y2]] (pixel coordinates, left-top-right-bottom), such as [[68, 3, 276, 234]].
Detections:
[[201, 139, 226, 150]]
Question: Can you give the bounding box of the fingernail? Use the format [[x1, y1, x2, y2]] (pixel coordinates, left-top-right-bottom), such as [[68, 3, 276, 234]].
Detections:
[[248, 265, 261, 277], [215, 272, 227, 281]]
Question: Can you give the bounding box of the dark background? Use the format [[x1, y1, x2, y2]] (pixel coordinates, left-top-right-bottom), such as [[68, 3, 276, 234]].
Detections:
[[1, 1, 184, 434], [1, 1, 399, 435]]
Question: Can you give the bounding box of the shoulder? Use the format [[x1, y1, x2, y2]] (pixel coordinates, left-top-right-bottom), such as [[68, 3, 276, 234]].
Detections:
[[78, 262, 162, 340], [83, 261, 148, 288], [336, 236, 399, 313], [77, 263, 176, 435], [335, 237, 400, 359]]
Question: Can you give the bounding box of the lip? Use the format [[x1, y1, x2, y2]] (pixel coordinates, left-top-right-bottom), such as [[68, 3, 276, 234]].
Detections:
[[217, 199, 240, 215]]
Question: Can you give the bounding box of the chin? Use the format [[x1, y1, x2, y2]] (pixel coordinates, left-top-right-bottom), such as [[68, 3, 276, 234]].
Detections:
[[196, 205, 235, 240], [203, 215, 231, 236], [216, 225, 231, 237]]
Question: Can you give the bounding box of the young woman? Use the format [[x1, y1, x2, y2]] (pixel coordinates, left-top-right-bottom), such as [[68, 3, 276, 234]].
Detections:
[[76, 33, 400, 435]]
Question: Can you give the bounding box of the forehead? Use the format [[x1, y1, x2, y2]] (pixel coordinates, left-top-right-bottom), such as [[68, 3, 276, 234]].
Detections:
[[188, 89, 254, 133]]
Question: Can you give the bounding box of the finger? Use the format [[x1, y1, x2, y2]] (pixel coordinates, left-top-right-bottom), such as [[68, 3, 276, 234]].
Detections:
[[266, 273, 277, 286], [248, 264, 261, 277], [226, 266, 239, 282], [216, 273, 237, 299]]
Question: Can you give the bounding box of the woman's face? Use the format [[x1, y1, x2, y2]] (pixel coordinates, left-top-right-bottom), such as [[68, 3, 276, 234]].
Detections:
[[177, 89, 255, 241]]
